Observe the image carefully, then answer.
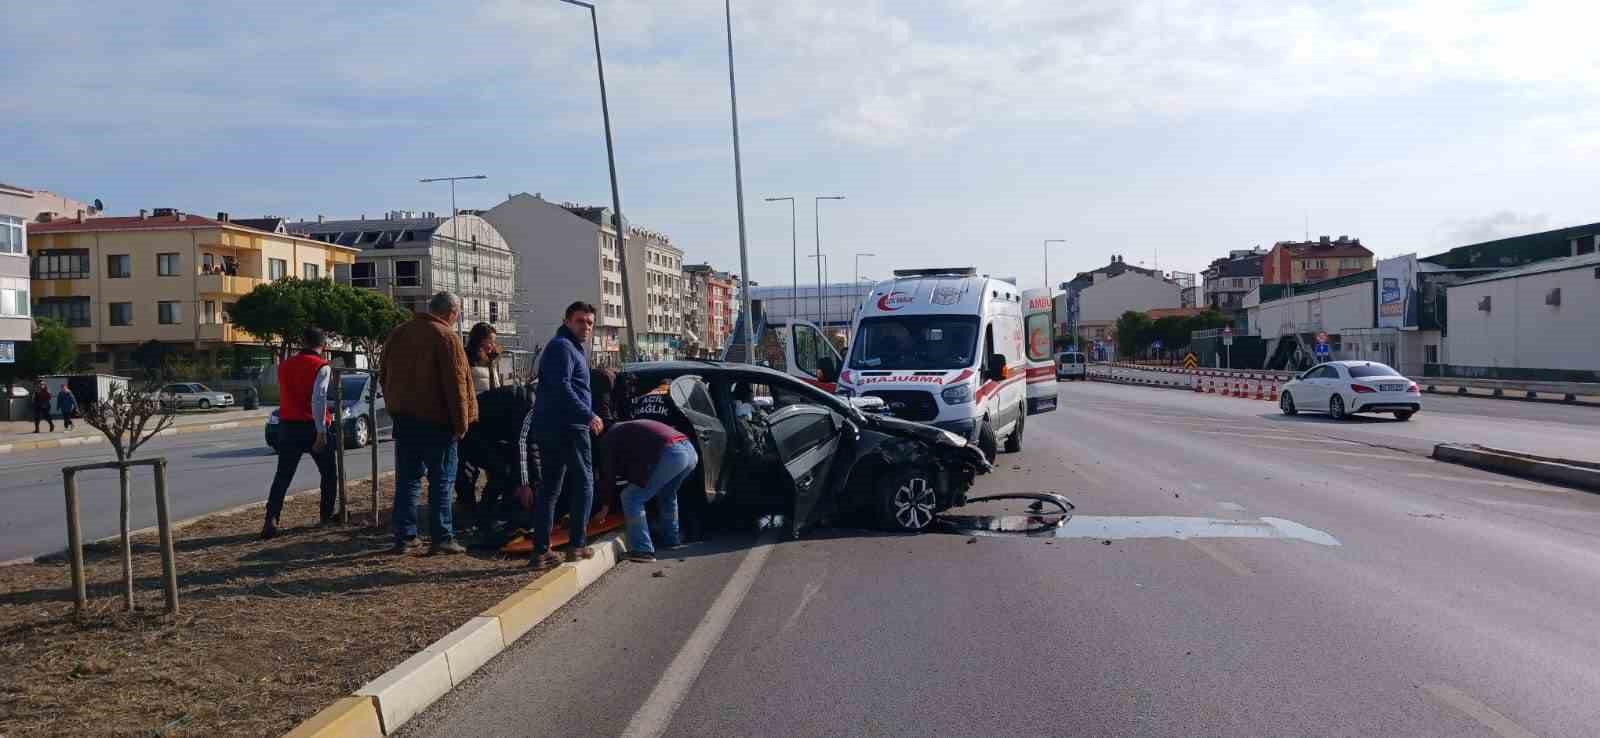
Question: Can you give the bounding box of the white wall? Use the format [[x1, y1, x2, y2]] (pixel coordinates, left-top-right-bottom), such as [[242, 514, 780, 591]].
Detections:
[[1445, 266, 1600, 370], [484, 195, 602, 353], [1077, 272, 1181, 323], [1247, 281, 1373, 337]]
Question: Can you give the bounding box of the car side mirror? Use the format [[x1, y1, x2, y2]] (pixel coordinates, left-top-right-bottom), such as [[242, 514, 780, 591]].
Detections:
[[986, 353, 1008, 381]]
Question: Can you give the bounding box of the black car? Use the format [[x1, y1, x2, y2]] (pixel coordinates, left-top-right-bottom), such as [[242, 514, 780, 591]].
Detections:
[[265, 373, 389, 451], [621, 361, 991, 536]]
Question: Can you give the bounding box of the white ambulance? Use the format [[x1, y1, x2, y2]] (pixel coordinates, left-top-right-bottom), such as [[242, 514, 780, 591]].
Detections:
[[837, 267, 1035, 461]]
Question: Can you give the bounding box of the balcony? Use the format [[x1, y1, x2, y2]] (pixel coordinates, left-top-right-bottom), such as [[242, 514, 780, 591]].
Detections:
[[197, 273, 262, 296], [197, 323, 261, 343]]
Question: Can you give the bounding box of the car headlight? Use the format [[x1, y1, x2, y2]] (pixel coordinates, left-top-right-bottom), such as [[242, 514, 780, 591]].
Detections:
[[939, 430, 968, 447], [941, 382, 973, 405]]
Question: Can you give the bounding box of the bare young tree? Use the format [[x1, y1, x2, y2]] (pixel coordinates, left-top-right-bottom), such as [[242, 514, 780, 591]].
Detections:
[[81, 383, 177, 610]]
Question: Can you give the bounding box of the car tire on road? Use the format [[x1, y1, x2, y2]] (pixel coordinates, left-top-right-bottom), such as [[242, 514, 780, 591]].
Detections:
[[347, 417, 371, 449], [1394, 410, 1415, 422], [877, 467, 939, 533], [198, 398, 211, 410], [1329, 394, 1347, 421], [1003, 407, 1024, 453], [1280, 392, 1298, 416], [977, 420, 998, 463]]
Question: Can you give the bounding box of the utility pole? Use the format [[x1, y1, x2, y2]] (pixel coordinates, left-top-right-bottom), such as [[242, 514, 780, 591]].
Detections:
[[724, 0, 755, 363], [420, 174, 486, 336]]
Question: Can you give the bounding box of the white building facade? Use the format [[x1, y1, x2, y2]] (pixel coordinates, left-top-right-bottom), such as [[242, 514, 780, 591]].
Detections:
[[1443, 251, 1600, 379]]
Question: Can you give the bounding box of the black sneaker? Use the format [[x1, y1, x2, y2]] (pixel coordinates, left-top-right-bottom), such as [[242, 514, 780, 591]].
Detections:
[[429, 539, 467, 556]]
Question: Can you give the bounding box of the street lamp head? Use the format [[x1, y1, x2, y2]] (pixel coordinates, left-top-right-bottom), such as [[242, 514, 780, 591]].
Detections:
[[556, 0, 595, 8], [817, 195, 846, 201], [764, 196, 794, 202]]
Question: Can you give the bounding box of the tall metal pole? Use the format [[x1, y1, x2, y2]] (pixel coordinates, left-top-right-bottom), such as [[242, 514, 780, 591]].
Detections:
[[765, 196, 796, 322], [725, 0, 755, 363], [560, 0, 635, 361], [853, 252, 873, 345], [419, 173, 487, 337], [813, 195, 844, 324]]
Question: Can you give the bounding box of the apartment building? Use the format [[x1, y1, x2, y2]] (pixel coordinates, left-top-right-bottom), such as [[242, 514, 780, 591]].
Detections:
[[683, 264, 737, 353], [628, 227, 685, 360], [1262, 236, 1374, 285], [484, 193, 630, 363], [27, 209, 358, 372], [0, 184, 102, 351], [681, 267, 707, 357], [289, 211, 517, 342], [1203, 247, 1267, 311]]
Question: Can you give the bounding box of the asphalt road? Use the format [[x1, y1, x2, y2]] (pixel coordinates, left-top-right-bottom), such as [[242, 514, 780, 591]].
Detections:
[[398, 381, 1600, 738], [0, 422, 393, 562]]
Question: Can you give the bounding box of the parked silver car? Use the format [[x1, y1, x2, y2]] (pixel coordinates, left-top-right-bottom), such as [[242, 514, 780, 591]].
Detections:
[[152, 382, 234, 410]]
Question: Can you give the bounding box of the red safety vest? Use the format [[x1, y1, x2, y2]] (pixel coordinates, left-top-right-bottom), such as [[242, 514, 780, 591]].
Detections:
[[277, 353, 330, 424]]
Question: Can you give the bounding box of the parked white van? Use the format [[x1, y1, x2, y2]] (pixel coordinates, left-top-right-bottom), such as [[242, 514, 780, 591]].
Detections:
[[837, 268, 1034, 461]]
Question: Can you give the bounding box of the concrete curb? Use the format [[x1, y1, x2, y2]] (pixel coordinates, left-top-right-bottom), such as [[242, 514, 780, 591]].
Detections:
[[0, 471, 396, 568], [294, 536, 629, 737], [282, 696, 384, 738], [1432, 444, 1600, 493], [0, 414, 269, 455]]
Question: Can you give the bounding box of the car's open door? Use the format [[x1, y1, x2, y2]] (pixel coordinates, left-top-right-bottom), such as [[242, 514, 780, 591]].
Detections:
[[669, 376, 728, 503], [764, 404, 844, 533]]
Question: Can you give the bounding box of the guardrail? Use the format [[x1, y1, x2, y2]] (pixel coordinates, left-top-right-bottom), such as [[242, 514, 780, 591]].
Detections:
[[1100, 362, 1599, 403]]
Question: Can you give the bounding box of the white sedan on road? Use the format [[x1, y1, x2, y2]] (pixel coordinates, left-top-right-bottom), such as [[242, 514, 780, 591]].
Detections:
[[1279, 361, 1422, 421]]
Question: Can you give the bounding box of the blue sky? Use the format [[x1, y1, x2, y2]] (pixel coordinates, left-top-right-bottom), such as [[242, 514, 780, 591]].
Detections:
[[6, 0, 1598, 287]]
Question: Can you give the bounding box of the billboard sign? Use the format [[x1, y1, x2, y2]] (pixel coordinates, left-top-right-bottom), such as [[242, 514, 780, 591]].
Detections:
[[1377, 254, 1419, 329]]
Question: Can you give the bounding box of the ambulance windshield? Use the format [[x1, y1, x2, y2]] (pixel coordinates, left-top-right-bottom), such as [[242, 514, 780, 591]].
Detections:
[[849, 315, 979, 371]]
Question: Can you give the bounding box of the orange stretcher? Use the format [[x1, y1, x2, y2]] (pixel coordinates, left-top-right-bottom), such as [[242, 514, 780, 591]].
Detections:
[[499, 509, 627, 555]]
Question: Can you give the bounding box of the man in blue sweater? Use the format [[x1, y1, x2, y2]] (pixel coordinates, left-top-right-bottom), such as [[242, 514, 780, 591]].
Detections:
[[528, 301, 606, 572]]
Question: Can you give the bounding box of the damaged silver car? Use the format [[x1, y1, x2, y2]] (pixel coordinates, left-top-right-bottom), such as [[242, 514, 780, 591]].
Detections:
[[619, 361, 993, 537]]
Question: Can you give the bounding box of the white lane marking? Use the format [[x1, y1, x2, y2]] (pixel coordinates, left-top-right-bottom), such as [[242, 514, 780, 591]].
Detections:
[[1189, 430, 1359, 445], [1422, 683, 1538, 738], [780, 580, 824, 634], [621, 536, 777, 738], [1401, 472, 1559, 493], [1244, 445, 1434, 463], [1190, 540, 1253, 576], [1056, 516, 1341, 546]]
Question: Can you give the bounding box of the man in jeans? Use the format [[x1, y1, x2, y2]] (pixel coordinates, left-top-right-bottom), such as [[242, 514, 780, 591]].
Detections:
[[263, 327, 338, 539], [594, 418, 697, 562], [527, 301, 604, 572], [380, 292, 478, 555]]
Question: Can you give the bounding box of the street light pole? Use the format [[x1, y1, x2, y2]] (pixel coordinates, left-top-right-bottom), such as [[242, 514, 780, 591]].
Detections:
[[764, 196, 796, 322], [723, 0, 756, 363], [852, 252, 874, 344], [419, 174, 487, 336], [809, 253, 829, 327], [814, 195, 844, 324], [558, 0, 635, 361]]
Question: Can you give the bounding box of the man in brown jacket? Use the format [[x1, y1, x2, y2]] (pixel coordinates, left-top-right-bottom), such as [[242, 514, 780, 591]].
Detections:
[[380, 292, 479, 554]]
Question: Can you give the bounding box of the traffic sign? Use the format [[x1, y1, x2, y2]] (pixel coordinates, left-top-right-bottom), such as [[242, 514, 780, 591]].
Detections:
[[1152, 339, 1164, 350], [1222, 325, 1233, 337], [1315, 331, 1329, 345], [1183, 352, 1198, 369]]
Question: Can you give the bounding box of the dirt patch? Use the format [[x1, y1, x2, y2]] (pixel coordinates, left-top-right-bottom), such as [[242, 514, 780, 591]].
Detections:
[[0, 481, 541, 738]]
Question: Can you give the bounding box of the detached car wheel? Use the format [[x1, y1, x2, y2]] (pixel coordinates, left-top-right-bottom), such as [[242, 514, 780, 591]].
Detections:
[[878, 468, 939, 533]]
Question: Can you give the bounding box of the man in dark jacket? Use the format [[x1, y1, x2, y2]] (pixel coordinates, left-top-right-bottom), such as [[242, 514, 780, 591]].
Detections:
[[56, 385, 78, 430], [527, 301, 604, 571], [595, 418, 697, 562], [32, 380, 53, 433], [458, 383, 538, 548]]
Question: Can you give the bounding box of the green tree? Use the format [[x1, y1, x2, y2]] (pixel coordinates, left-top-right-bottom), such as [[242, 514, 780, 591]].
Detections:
[[1, 318, 77, 394], [1113, 310, 1155, 359], [230, 278, 408, 360]]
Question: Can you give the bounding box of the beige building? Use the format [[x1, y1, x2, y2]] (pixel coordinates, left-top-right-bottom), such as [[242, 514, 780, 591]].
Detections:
[[28, 209, 358, 372]]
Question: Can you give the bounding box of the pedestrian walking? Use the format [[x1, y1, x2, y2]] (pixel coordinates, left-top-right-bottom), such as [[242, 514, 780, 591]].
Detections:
[[56, 384, 78, 430], [31, 380, 53, 433], [380, 292, 478, 555], [262, 328, 339, 539], [595, 419, 697, 562], [526, 301, 603, 572]]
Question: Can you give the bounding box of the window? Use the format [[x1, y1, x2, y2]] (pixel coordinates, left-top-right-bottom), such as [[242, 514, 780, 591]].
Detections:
[[221, 301, 236, 322], [1348, 363, 1399, 378], [472, 266, 479, 283], [0, 215, 24, 255], [0, 287, 29, 316], [108, 254, 131, 278], [36, 297, 91, 327], [109, 302, 134, 326], [268, 258, 287, 280], [1425, 344, 1439, 365], [489, 301, 499, 324], [157, 252, 180, 276], [158, 301, 181, 324], [1025, 312, 1053, 362], [202, 253, 214, 272], [303, 262, 319, 280], [396, 260, 420, 287], [203, 300, 216, 324], [351, 262, 375, 288]]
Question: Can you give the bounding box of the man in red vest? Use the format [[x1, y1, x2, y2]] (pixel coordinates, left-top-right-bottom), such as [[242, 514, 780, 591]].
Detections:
[[263, 327, 338, 539]]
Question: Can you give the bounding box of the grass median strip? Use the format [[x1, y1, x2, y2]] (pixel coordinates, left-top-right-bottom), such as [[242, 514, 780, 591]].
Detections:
[[0, 479, 570, 738]]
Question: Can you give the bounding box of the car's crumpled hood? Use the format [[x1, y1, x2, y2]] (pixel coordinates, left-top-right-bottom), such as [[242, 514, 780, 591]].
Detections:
[[863, 413, 992, 472]]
